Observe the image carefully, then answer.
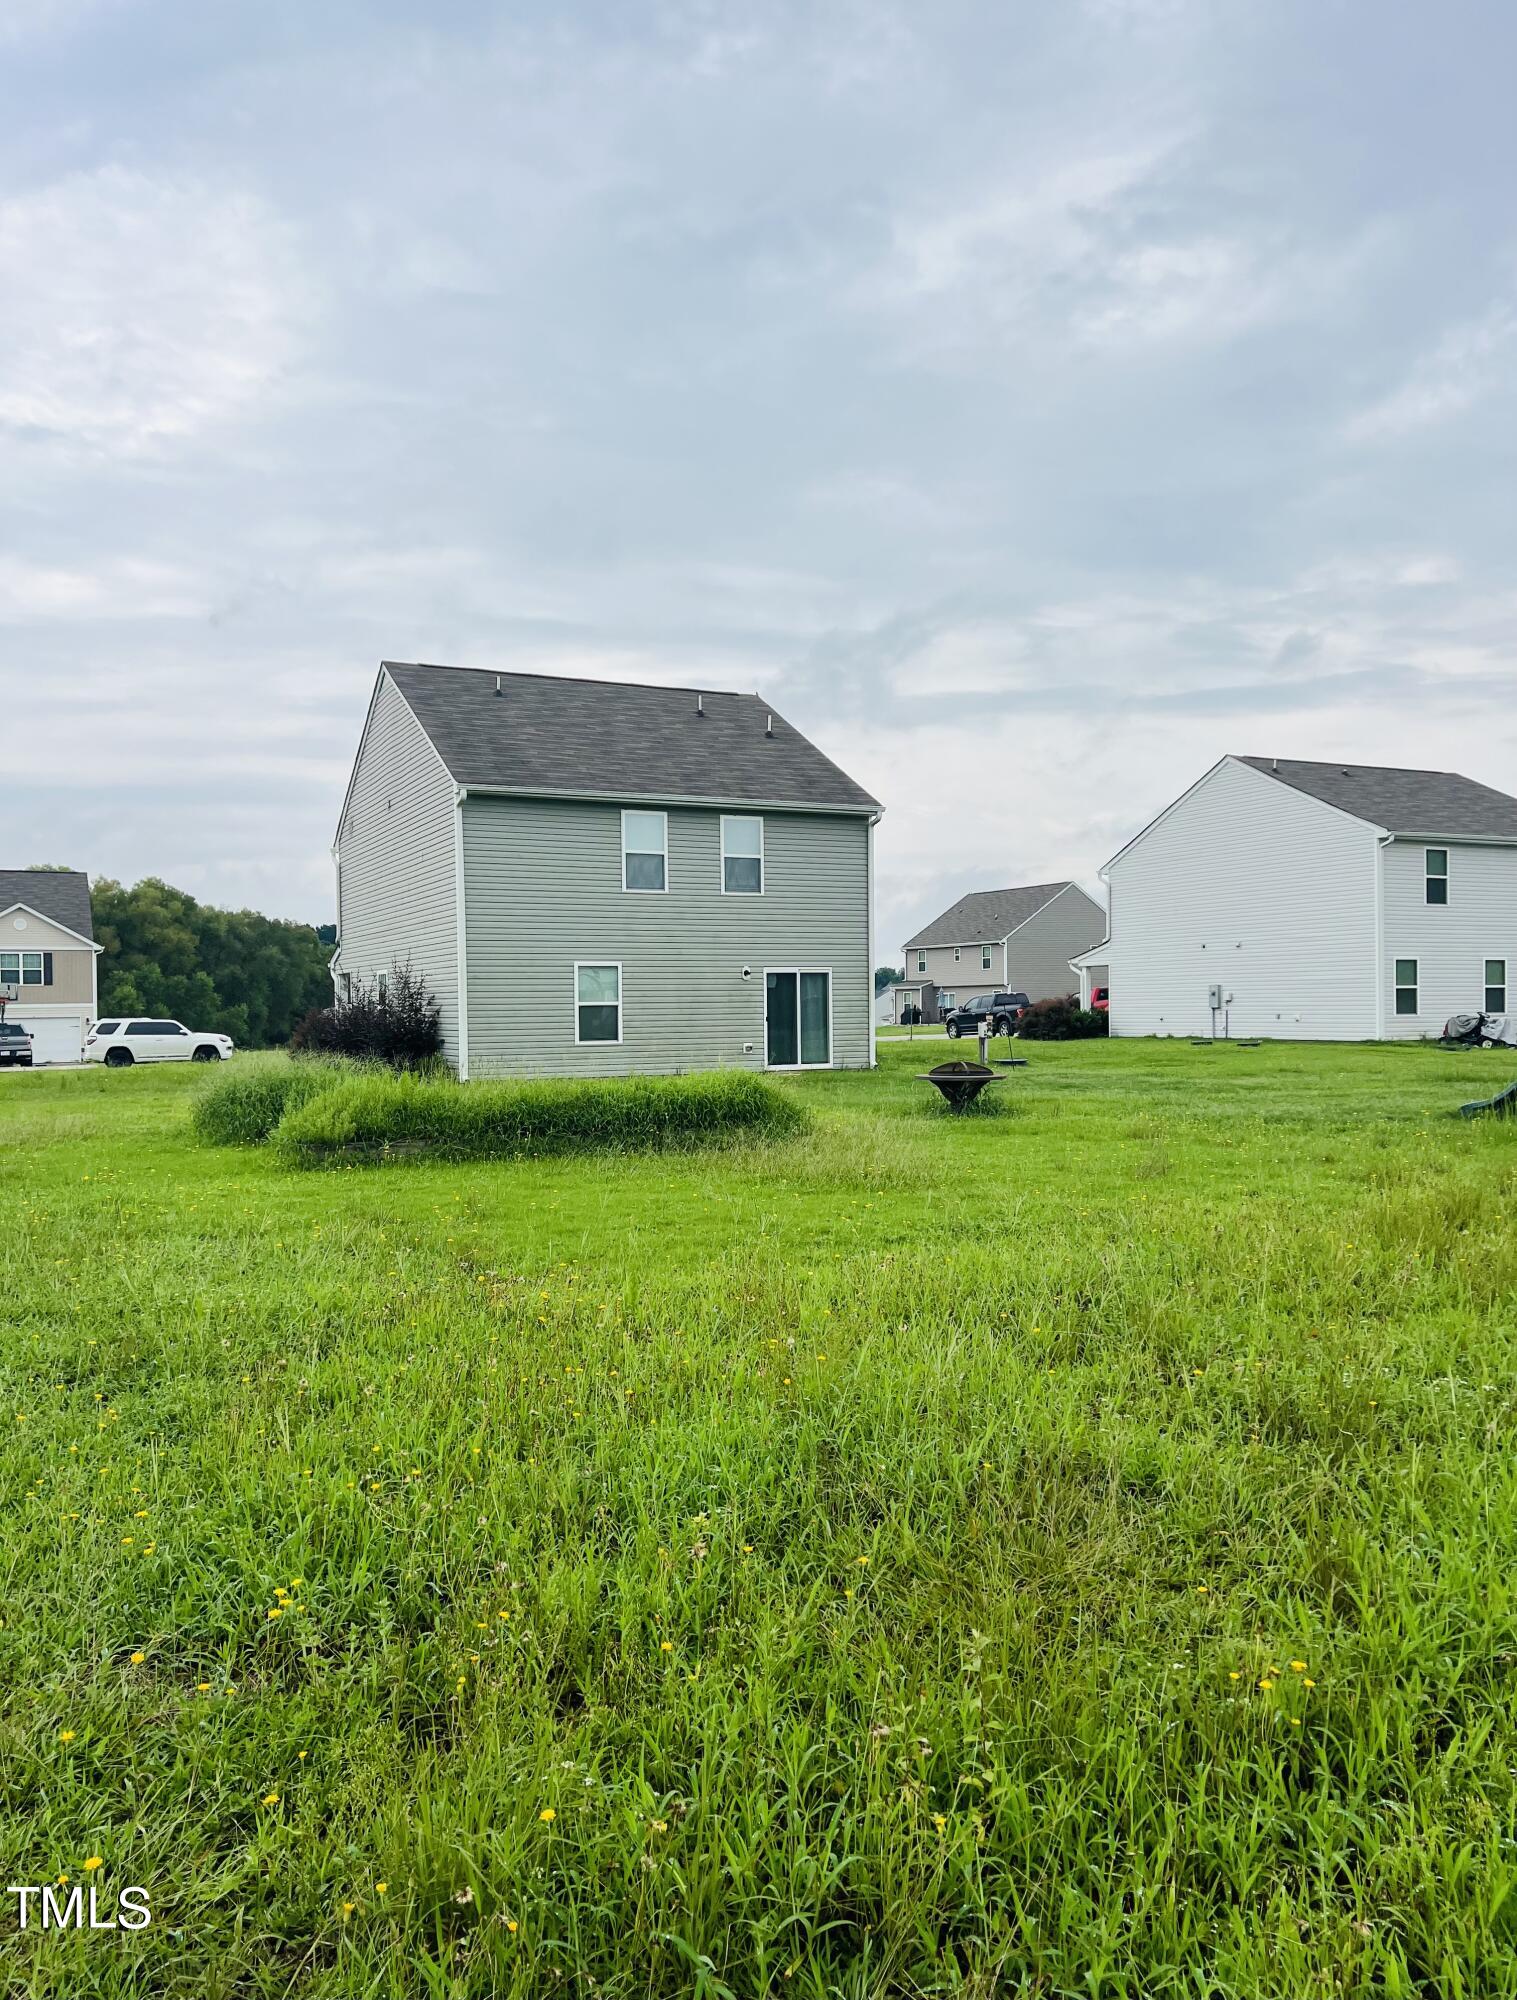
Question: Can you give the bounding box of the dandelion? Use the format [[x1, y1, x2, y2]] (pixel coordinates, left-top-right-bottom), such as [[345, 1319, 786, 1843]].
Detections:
[[1228, 1672, 1242, 1682], [506, 1918, 519, 1933], [84, 1857, 102, 1872], [660, 1640, 673, 1653], [651, 1819, 668, 1833], [1258, 1678, 1274, 1691], [263, 1792, 280, 1806], [932, 1813, 947, 1830], [375, 1881, 388, 1895], [1303, 1677, 1316, 1689], [341, 1901, 356, 1920], [196, 1681, 212, 1692], [130, 1652, 145, 1665], [267, 1607, 282, 1620], [1290, 1660, 1306, 1673], [539, 1808, 556, 1823], [58, 1729, 77, 1743]]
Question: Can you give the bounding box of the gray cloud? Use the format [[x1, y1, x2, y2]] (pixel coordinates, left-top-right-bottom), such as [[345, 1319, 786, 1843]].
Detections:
[[1, 0, 1515, 959]]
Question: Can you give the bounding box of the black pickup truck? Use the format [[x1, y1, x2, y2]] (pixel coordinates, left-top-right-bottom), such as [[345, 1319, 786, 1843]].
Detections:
[[943, 991, 1030, 1039], [0, 1021, 34, 1067]]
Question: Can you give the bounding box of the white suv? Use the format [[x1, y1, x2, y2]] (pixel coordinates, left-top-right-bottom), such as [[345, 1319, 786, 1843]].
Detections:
[[85, 1018, 235, 1067]]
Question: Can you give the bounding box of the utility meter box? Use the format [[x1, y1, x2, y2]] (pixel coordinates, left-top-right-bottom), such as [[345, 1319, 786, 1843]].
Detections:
[[1207, 983, 1224, 1010]]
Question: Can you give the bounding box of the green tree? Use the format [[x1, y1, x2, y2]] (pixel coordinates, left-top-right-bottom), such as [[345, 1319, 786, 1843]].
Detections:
[[92, 878, 333, 1047], [874, 965, 903, 994]]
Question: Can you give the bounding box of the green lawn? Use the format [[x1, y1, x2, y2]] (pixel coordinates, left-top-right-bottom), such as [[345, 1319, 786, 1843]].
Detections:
[[3, 1038, 1516, 1997]]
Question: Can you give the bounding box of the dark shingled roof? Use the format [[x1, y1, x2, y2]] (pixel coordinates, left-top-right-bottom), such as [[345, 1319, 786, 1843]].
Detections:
[[1239, 757, 1517, 839], [904, 881, 1076, 951], [384, 662, 881, 814], [0, 869, 94, 940]]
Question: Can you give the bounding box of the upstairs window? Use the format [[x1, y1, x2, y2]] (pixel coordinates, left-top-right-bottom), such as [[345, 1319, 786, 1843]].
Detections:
[[1395, 959, 1418, 1015], [721, 816, 763, 894], [954, 946, 961, 963], [916, 951, 926, 974], [1425, 849, 1448, 904], [622, 810, 667, 892], [1486, 959, 1507, 1012], [1, 951, 46, 986], [575, 963, 621, 1044], [981, 944, 992, 971]]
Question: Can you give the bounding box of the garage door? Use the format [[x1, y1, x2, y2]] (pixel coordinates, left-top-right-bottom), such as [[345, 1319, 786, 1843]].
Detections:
[[14, 1017, 82, 1064]]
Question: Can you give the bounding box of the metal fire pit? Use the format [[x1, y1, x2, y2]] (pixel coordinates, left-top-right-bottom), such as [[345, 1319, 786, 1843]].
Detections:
[[917, 1059, 1004, 1112]]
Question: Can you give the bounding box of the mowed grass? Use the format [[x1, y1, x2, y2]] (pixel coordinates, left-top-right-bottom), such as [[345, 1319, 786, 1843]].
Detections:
[[2, 1037, 1516, 1998]]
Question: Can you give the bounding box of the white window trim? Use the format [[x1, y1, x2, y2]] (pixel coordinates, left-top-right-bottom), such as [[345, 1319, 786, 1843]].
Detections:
[[621, 809, 668, 894], [573, 960, 623, 1047], [1394, 957, 1419, 1016], [1425, 847, 1449, 905], [916, 951, 926, 974], [1484, 956, 1507, 1011], [720, 814, 765, 896], [763, 965, 834, 1070]]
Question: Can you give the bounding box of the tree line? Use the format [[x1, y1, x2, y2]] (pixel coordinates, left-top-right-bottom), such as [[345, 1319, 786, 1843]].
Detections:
[[89, 877, 335, 1048]]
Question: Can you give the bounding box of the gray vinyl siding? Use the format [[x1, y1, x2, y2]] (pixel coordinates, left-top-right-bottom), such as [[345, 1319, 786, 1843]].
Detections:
[[463, 797, 871, 1077], [1005, 887, 1108, 1001], [335, 671, 460, 1063]]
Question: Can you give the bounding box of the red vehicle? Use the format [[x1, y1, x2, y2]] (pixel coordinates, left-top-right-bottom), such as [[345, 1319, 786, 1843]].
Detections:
[[1090, 985, 1110, 1013]]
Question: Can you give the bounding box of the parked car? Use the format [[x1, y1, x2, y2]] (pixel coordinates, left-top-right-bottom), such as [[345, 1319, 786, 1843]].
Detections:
[[85, 1018, 235, 1067], [0, 1021, 34, 1067], [1091, 985, 1110, 1013], [943, 991, 1030, 1038]]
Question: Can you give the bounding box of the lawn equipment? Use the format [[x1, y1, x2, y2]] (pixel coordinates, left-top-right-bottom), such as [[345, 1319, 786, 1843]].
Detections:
[[1442, 1012, 1517, 1049]]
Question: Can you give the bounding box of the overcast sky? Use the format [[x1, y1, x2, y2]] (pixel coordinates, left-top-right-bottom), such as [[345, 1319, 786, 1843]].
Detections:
[[3, 1, 1515, 957]]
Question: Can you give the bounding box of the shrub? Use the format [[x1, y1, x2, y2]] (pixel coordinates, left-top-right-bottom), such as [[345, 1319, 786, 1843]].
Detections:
[[290, 962, 442, 1068], [1016, 995, 1110, 1041], [271, 1067, 806, 1167], [192, 1058, 353, 1147]]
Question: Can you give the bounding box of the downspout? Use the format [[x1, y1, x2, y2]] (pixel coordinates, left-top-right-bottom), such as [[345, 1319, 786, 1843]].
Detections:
[[454, 787, 471, 1080], [1373, 833, 1391, 1040], [866, 813, 880, 1068]]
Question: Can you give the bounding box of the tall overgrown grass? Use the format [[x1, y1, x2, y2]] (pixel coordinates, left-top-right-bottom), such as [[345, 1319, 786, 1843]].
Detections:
[[271, 1065, 807, 1165], [191, 1056, 355, 1146]]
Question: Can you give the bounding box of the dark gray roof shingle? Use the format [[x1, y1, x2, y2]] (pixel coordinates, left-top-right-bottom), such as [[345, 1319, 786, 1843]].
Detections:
[[0, 869, 94, 940], [904, 881, 1076, 951], [383, 663, 881, 814], [1239, 757, 1517, 839]]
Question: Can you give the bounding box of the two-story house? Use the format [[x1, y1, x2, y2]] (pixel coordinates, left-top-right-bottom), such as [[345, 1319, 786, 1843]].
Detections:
[[0, 869, 102, 1064], [894, 881, 1106, 1024], [1071, 755, 1517, 1039], [332, 663, 882, 1077]]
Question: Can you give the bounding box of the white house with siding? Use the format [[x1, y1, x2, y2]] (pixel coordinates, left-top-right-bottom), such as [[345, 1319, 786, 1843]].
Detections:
[[1071, 755, 1517, 1040], [332, 662, 882, 1078]]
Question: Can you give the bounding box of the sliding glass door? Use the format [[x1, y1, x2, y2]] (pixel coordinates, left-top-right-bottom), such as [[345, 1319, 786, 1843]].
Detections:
[[765, 970, 831, 1068]]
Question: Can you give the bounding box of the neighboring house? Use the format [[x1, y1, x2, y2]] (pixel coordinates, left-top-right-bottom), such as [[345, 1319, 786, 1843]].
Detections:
[[0, 869, 101, 1064], [1071, 755, 1517, 1040], [894, 881, 1106, 1024], [332, 662, 883, 1078]]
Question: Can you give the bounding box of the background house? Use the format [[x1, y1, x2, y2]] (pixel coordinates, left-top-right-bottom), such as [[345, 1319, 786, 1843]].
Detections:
[[0, 869, 100, 1064], [894, 881, 1106, 1024], [1085, 755, 1517, 1039], [333, 663, 882, 1078]]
